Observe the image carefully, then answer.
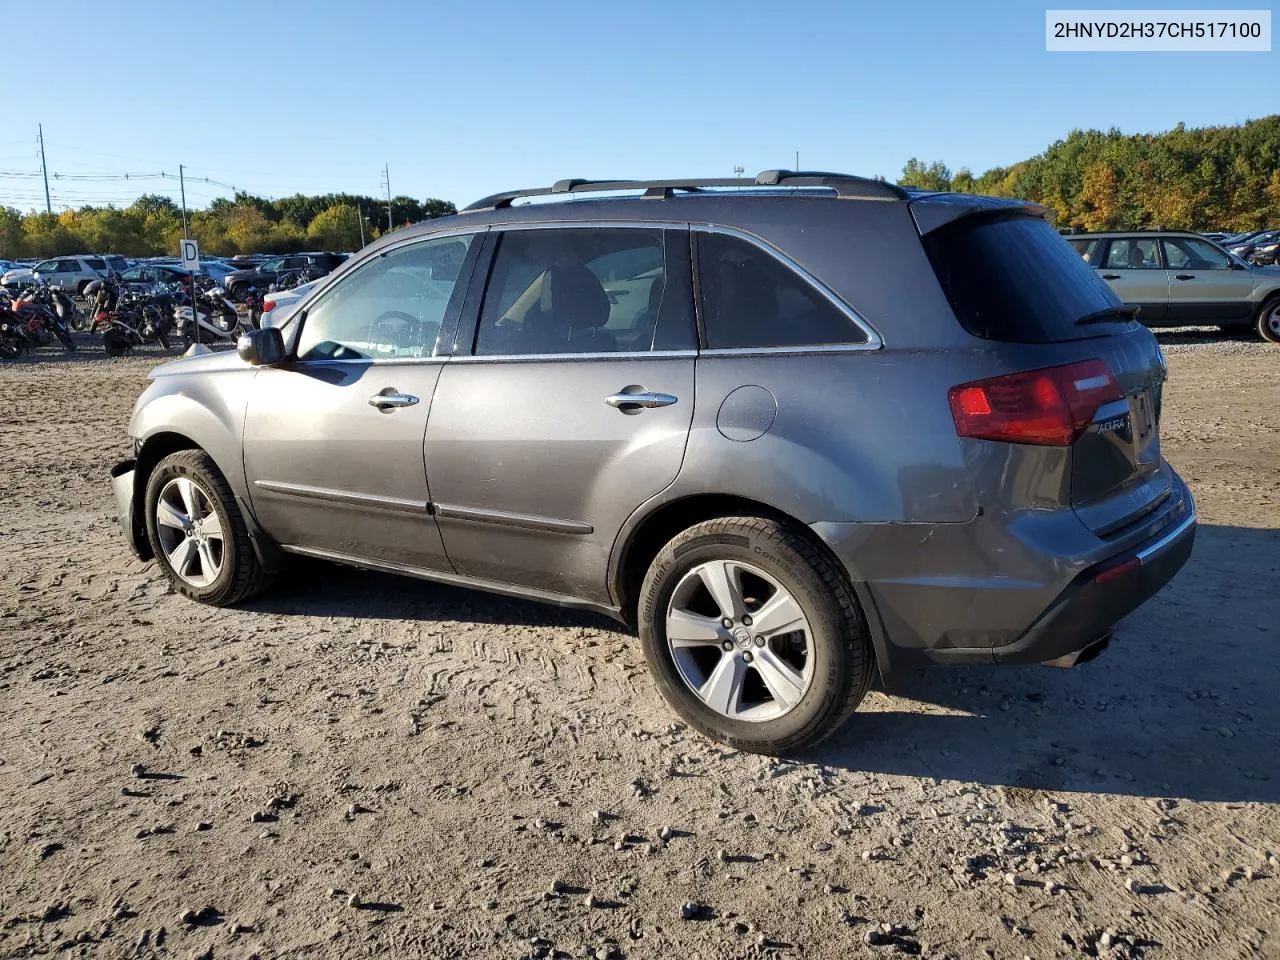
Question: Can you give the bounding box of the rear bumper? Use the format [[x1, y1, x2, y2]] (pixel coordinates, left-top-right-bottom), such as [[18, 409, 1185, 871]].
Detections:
[[110, 459, 153, 561], [814, 472, 1196, 670], [975, 497, 1194, 665]]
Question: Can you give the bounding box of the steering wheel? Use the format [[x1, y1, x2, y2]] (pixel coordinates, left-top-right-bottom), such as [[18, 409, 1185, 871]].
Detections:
[[367, 310, 422, 355]]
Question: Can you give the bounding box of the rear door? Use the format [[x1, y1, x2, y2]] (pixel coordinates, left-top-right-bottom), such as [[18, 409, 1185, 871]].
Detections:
[[1095, 237, 1169, 325], [424, 225, 697, 606], [243, 231, 480, 570], [1160, 236, 1255, 324]]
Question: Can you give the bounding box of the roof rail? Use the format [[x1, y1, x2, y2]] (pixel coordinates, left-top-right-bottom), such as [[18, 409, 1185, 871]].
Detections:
[[463, 169, 906, 212]]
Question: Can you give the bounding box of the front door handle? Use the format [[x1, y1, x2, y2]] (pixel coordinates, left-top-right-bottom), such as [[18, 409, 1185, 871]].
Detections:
[[369, 390, 419, 410], [605, 389, 678, 411], [1174, 274, 1196, 281], [1101, 273, 1121, 280]]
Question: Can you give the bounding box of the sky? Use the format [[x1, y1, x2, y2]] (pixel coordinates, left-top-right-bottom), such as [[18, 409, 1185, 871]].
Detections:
[[2, 0, 1276, 214]]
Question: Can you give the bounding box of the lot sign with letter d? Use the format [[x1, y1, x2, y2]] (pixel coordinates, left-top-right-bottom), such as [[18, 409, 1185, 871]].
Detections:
[[180, 239, 200, 273]]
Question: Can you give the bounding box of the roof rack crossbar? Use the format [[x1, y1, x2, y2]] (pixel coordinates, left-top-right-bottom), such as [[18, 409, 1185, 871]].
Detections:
[[463, 169, 906, 211]]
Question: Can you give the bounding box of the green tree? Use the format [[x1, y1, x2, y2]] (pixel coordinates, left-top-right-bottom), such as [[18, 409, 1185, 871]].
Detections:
[[898, 158, 952, 191], [307, 204, 364, 251]]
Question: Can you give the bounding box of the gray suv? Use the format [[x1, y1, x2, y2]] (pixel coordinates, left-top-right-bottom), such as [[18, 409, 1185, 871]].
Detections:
[[110, 171, 1196, 753]]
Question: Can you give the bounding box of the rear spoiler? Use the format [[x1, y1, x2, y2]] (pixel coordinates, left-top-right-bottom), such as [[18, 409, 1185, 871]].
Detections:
[[909, 193, 1052, 235]]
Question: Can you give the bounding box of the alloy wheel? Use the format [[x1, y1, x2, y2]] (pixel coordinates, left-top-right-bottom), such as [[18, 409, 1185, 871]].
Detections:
[[665, 559, 814, 722], [154, 477, 224, 587]]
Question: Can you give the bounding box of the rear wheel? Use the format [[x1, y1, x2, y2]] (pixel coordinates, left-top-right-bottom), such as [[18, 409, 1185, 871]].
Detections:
[[1256, 294, 1280, 343], [637, 516, 872, 754], [102, 328, 130, 356], [143, 450, 273, 605]]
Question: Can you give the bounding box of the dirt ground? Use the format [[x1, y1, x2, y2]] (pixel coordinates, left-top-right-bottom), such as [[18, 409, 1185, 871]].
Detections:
[[1, 332, 1277, 960]]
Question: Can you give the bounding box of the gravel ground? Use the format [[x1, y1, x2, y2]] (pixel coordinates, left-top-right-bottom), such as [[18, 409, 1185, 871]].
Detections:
[[1, 333, 1277, 960]]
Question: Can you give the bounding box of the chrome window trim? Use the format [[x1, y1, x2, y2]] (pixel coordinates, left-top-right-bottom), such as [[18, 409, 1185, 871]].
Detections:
[[486, 219, 689, 232], [695, 223, 884, 352], [290, 355, 452, 367], [451, 349, 697, 365]]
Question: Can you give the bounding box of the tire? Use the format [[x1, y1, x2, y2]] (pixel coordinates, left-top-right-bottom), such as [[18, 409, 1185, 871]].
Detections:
[[76, 280, 90, 296], [157, 331, 171, 351], [143, 450, 273, 606], [52, 324, 75, 353], [637, 516, 873, 754], [102, 329, 130, 356], [229, 283, 247, 301], [1256, 294, 1280, 343]]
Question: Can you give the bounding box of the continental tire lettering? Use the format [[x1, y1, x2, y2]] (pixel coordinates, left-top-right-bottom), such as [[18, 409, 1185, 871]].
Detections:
[[752, 545, 794, 576]]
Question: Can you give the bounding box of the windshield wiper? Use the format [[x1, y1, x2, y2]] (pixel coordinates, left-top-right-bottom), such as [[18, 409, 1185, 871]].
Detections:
[[1076, 304, 1140, 326]]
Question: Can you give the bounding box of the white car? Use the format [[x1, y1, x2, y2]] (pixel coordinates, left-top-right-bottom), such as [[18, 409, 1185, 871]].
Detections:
[[260, 278, 321, 328]]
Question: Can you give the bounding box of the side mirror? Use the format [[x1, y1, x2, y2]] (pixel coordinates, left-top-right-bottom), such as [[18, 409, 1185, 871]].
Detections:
[[237, 326, 285, 366]]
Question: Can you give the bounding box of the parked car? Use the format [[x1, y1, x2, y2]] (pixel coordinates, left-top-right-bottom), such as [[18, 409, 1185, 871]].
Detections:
[[111, 171, 1196, 753], [1068, 231, 1280, 341], [223, 252, 346, 299], [1228, 228, 1280, 265], [1, 254, 129, 294], [259, 278, 322, 328]]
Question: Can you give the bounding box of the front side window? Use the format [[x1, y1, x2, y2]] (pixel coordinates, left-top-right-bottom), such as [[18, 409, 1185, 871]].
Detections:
[[34, 259, 58, 272], [474, 227, 693, 356], [1102, 238, 1160, 269], [261, 258, 284, 272], [1162, 237, 1230, 270], [696, 232, 866, 349], [295, 233, 474, 361]]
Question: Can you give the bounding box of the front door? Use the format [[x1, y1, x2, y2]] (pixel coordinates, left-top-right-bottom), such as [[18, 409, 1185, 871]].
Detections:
[[425, 225, 698, 606], [244, 232, 480, 570], [1160, 236, 1256, 324], [1096, 237, 1169, 325]]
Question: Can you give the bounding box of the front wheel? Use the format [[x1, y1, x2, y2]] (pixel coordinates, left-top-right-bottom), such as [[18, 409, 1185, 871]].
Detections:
[[637, 516, 873, 754], [143, 450, 273, 605], [1256, 294, 1280, 343]]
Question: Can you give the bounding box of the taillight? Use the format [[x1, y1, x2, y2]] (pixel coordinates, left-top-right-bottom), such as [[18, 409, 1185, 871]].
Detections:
[[949, 359, 1122, 446], [262, 299, 275, 312]]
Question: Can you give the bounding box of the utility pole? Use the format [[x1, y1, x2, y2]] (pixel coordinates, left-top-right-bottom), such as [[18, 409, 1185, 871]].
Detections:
[[179, 164, 190, 238], [355, 203, 365, 248], [795, 150, 800, 172], [37, 123, 51, 213], [382, 163, 393, 232]]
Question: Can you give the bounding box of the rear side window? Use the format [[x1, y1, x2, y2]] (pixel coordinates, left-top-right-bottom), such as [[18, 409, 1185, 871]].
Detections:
[[1101, 238, 1160, 269], [923, 214, 1131, 343], [474, 227, 694, 356], [84, 257, 106, 271], [696, 232, 866, 349]]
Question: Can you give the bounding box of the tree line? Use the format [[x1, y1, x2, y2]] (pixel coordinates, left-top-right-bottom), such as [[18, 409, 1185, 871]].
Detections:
[[897, 116, 1280, 231], [0, 192, 456, 259], [3, 116, 1277, 258]]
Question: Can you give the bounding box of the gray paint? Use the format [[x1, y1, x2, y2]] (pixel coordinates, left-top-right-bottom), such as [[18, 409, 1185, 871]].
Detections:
[[119, 187, 1196, 676]]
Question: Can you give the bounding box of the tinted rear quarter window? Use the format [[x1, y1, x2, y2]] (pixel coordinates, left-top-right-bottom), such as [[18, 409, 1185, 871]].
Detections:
[[696, 232, 866, 349], [923, 214, 1132, 343]]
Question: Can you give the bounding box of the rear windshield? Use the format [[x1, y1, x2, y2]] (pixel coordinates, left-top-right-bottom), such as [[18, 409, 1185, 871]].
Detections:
[[923, 214, 1134, 343]]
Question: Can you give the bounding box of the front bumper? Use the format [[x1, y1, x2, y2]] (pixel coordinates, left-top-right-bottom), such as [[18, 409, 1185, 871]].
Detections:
[[110, 459, 153, 561]]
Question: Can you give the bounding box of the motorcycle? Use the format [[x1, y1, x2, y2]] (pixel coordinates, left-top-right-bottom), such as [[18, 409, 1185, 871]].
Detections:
[[85, 278, 174, 355], [25, 279, 87, 333], [0, 285, 76, 354], [173, 286, 244, 346]]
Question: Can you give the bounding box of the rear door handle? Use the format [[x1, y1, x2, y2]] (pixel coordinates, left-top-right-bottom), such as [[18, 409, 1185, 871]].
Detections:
[[605, 390, 678, 411], [369, 390, 419, 410], [1174, 274, 1196, 281], [1101, 274, 1121, 280]]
